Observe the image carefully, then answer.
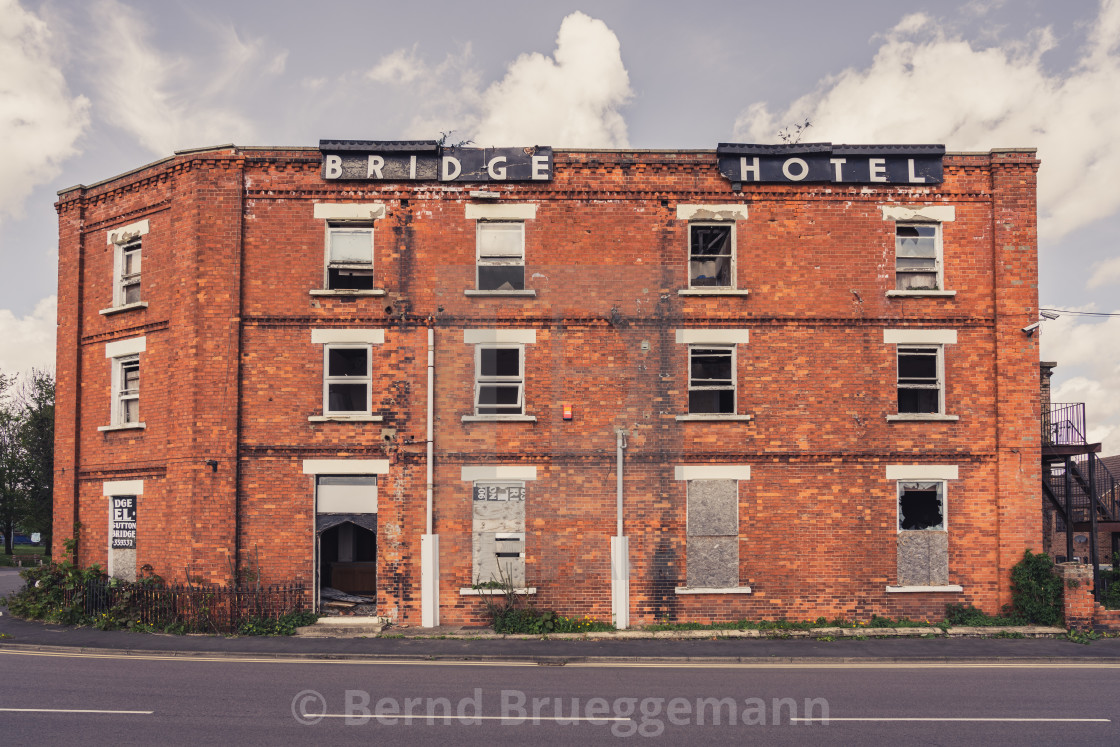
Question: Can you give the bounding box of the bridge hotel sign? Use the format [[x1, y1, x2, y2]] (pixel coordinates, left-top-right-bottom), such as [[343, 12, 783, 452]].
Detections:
[[318, 140, 943, 185], [717, 142, 945, 185], [320, 140, 554, 182]]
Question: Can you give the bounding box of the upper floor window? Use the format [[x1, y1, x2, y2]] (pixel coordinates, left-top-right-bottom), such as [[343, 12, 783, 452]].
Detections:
[[309, 329, 385, 422], [476, 222, 525, 291], [884, 329, 959, 422], [311, 203, 386, 296], [689, 224, 733, 289], [688, 346, 735, 414], [99, 335, 147, 432], [880, 205, 956, 297], [475, 345, 524, 415], [103, 219, 150, 315], [894, 223, 940, 291], [897, 346, 942, 415], [326, 224, 374, 290], [118, 239, 142, 304]]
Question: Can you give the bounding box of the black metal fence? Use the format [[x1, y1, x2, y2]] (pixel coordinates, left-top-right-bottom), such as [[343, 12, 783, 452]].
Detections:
[[1047, 402, 1087, 445], [63, 579, 308, 633]]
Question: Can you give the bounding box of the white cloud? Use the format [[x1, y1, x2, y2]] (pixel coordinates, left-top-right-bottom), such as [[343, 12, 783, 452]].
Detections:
[[0, 0, 89, 223], [367, 47, 425, 85], [0, 296, 55, 376], [86, 0, 262, 154], [1042, 311, 1120, 454], [473, 12, 632, 147], [365, 12, 632, 147], [733, 0, 1120, 243], [1088, 255, 1120, 288]]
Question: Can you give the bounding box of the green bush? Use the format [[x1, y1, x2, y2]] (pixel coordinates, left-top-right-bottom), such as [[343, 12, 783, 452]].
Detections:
[[237, 611, 319, 636], [1010, 550, 1063, 626], [1099, 554, 1120, 610]]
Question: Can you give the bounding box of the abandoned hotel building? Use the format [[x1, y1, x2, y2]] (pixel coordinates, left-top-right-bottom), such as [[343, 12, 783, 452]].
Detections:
[[53, 141, 1042, 627]]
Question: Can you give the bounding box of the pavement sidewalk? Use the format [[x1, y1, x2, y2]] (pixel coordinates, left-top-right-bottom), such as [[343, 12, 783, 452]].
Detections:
[[3, 568, 1119, 663]]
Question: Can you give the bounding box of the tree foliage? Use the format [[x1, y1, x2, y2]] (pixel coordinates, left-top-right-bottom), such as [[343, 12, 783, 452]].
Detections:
[[0, 369, 54, 555]]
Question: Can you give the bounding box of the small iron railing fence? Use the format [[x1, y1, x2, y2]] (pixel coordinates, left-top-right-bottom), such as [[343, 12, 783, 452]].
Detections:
[[62, 580, 307, 633]]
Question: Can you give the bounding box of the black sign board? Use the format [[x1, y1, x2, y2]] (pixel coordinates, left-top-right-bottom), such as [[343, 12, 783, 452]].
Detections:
[[320, 140, 553, 183], [716, 143, 944, 185], [111, 496, 136, 549]]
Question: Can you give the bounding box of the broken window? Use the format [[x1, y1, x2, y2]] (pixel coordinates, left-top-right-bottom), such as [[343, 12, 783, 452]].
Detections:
[[114, 355, 140, 425], [895, 223, 940, 291], [476, 222, 525, 291], [475, 345, 524, 415], [898, 481, 945, 530], [472, 482, 526, 587], [686, 480, 739, 588], [326, 224, 374, 290], [897, 346, 942, 414], [688, 224, 733, 288], [324, 345, 370, 414], [117, 238, 142, 305], [688, 346, 735, 414]]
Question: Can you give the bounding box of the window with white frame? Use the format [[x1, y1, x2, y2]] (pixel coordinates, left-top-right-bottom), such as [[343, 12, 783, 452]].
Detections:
[[104, 219, 150, 312], [476, 222, 525, 291], [117, 238, 142, 305], [326, 223, 374, 290], [475, 345, 523, 415], [894, 223, 941, 291], [898, 481, 945, 531], [114, 355, 140, 425], [688, 346, 735, 414], [688, 223, 734, 288], [896, 346, 942, 415], [323, 344, 371, 415]]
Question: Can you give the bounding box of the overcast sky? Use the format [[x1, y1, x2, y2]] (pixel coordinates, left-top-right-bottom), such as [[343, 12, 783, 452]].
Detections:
[[2, 0, 1119, 450]]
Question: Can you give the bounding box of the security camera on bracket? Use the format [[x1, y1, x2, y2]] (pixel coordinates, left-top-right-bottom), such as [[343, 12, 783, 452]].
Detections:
[[1023, 310, 1060, 335]]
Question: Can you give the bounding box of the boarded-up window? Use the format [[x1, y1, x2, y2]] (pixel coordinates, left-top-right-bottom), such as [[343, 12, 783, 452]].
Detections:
[[472, 482, 526, 586], [686, 479, 739, 588], [326, 224, 374, 290], [896, 480, 949, 586], [317, 475, 377, 514]]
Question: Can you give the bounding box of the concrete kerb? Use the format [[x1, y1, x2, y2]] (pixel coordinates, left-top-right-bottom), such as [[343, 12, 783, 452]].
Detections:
[[364, 625, 1069, 641]]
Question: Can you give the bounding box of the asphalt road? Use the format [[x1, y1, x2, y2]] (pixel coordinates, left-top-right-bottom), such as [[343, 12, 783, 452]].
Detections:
[[2, 648, 1118, 744]]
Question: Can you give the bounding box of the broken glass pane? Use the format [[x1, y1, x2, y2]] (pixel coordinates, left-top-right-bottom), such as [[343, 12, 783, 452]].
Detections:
[[478, 265, 525, 291], [899, 483, 944, 530], [689, 225, 732, 287]]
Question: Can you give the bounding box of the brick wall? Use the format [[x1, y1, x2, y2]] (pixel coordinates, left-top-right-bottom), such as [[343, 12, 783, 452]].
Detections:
[[55, 146, 1042, 624]]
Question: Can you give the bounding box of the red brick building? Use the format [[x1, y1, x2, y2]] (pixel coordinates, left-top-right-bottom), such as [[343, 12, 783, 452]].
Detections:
[[54, 141, 1042, 626]]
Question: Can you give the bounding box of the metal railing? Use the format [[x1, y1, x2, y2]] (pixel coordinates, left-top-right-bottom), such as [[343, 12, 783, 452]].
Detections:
[[1046, 402, 1087, 445]]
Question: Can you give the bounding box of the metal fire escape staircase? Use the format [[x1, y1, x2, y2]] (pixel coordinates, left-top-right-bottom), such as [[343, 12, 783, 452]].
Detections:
[[1042, 403, 1120, 598]]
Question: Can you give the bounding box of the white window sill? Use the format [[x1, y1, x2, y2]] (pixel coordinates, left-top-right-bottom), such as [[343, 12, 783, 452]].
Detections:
[[885, 585, 963, 593], [675, 414, 752, 422], [464, 289, 537, 297], [99, 302, 149, 316], [675, 586, 752, 595], [886, 290, 957, 297], [678, 288, 750, 296], [308, 415, 384, 422], [459, 587, 537, 596], [98, 423, 146, 432], [887, 414, 960, 422], [462, 415, 537, 423], [309, 289, 387, 297]]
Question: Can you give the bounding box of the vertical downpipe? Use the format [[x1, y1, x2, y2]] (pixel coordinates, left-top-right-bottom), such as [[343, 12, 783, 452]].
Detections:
[[421, 326, 440, 626], [612, 428, 630, 629]]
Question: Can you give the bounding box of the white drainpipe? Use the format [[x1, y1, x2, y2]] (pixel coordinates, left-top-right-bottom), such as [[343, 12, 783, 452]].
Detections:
[[421, 327, 439, 627], [611, 428, 630, 629]]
